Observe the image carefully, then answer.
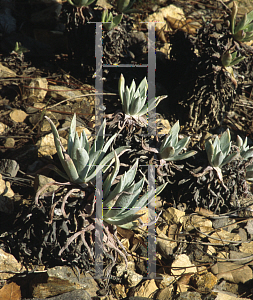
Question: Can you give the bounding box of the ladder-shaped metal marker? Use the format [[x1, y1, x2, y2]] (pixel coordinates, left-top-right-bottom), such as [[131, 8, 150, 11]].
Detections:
[[91, 21, 164, 279]]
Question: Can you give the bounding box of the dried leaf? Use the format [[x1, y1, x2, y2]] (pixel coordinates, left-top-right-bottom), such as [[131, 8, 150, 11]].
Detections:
[[0, 282, 21, 300]]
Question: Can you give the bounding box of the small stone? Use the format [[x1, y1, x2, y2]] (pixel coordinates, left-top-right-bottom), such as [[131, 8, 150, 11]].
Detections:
[[192, 272, 217, 292], [155, 273, 174, 289], [36, 133, 67, 157], [9, 109, 28, 123], [132, 279, 158, 298], [124, 270, 143, 287], [171, 254, 197, 277], [3, 181, 14, 198], [0, 63, 16, 77], [111, 284, 126, 299], [208, 229, 241, 245], [0, 249, 23, 279], [155, 286, 173, 300], [230, 250, 253, 265], [163, 207, 185, 225], [26, 78, 48, 103], [176, 291, 202, 300], [157, 232, 177, 258], [31, 266, 99, 298], [34, 175, 59, 194], [4, 138, 15, 148], [211, 262, 252, 284], [239, 241, 253, 253], [213, 290, 250, 300], [0, 174, 6, 194], [0, 122, 8, 134], [0, 159, 19, 177]]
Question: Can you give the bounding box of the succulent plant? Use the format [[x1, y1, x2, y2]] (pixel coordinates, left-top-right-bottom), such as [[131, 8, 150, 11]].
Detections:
[[117, 0, 140, 14], [45, 114, 128, 186], [205, 129, 238, 169], [231, 1, 253, 42], [115, 74, 167, 128], [221, 51, 245, 68], [158, 121, 197, 162], [103, 152, 167, 229], [67, 0, 96, 7], [102, 10, 122, 31], [142, 120, 197, 162], [236, 135, 253, 160], [199, 129, 239, 189]]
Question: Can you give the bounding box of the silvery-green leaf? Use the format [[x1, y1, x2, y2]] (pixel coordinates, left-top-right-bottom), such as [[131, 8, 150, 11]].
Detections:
[[220, 129, 230, 154], [160, 134, 172, 153], [45, 116, 64, 163], [220, 152, 238, 167], [243, 32, 253, 41], [205, 139, 214, 166], [160, 146, 175, 160], [246, 164, 253, 172], [169, 121, 180, 147], [212, 135, 219, 151], [129, 79, 136, 100], [103, 159, 138, 207], [242, 148, 253, 160], [231, 1, 237, 34], [165, 150, 197, 161], [120, 182, 167, 218], [105, 185, 137, 218], [123, 86, 131, 114], [235, 13, 247, 33], [76, 148, 89, 175], [80, 129, 89, 153], [137, 77, 147, 97], [118, 74, 125, 104], [105, 213, 144, 226], [71, 132, 81, 164], [243, 136, 248, 149], [245, 9, 253, 27], [117, 0, 131, 13], [212, 151, 225, 167], [61, 153, 80, 183], [230, 56, 245, 66], [103, 151, 120, 199], [174, 137, 190, 156], [236, 135, 243, 148], [67, 114, 76, 156], [245, 22, 253, 32]]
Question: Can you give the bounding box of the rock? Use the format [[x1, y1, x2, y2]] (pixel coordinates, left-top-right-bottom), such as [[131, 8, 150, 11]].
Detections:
[[36, 133, 67, 157], [0, 159, 19, 177], [213, 290, 250, 300], [155, 273, 174, 289], [26, 78, 48, 103], [145, 5, 185, 31], [175, 291, 202, 300], [184, 215, 212, 231], [171, 254, 197, 277], [131, 279, 158, 298], [0, 249, 23, 279], [26, 289, 91, 300], [4, 137, 15, 148], [208, 229, 241, 245], [31, 266, 99, 298], [9, 109, 28, 122], [163, 207, 185, 225], [34, 175, 59, 194], [211, 262, 252, 284], [239, 241, 253, 253], [0, 174, 15, 213], [155, 286, 173, 300], [124, 270, 143, 287], [157, 231, 177, 258], [0, 63, 16, 77], [230, 250, 253, 265], [111, 284, 127, 299], [156, 118, 170, 135], [115, 261, 135, 277], [0, 122, 9, 134], [191, 272, 217, 292], [0, 282, 21, 300]]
